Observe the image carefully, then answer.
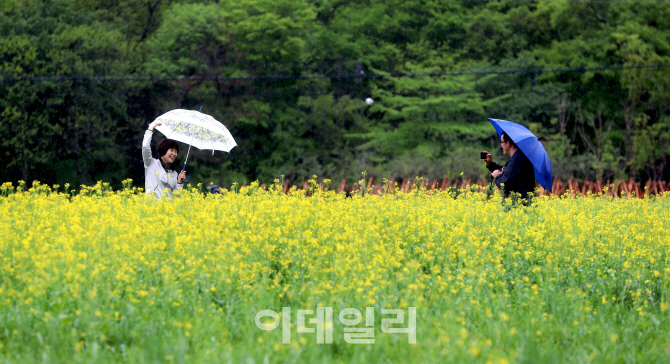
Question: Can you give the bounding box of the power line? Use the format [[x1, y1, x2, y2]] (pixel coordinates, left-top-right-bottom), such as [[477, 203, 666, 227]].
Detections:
[[1, 63, 669, 84]]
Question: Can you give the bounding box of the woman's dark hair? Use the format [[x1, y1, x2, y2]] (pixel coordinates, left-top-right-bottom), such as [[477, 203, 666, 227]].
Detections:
[[157, 139, 179, 157], [501, 132, 517, 148]]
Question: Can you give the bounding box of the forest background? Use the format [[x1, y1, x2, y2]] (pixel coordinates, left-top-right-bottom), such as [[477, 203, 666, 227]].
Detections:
[[1, 0, 670, 189]]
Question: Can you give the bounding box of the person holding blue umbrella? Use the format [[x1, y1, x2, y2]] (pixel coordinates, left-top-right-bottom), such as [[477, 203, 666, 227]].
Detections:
[[482, 118, 554, 199], [483, 131, 535, 199]]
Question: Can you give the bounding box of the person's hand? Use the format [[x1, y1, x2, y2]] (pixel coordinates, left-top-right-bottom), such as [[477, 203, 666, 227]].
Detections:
[[491, 169, 502, 178], [483, 151, 492, 166], [148, 121, 162, 131], [178, 170, 186, 183]]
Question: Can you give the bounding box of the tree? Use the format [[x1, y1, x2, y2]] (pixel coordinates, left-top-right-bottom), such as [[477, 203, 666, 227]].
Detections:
[[0, 35, 55, 182], [3, 0, 670, 187], [144, 0, 318, 181], [0, 0, 137, 187], [576, 103, 618, 179]]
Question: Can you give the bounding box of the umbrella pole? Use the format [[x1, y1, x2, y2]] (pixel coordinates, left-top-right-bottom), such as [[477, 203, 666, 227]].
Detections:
[[181, 130, 196, 183], [186, 106, 201, 165], [183, 106, 203, 170], [183, 143, 193, 167]]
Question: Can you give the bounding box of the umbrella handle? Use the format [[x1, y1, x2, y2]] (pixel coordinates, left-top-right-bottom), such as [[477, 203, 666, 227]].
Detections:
[[180, 164, 190, 183]]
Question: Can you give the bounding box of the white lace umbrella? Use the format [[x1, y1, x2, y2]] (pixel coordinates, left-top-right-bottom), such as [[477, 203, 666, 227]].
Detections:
[[153, 108, 236, 182]]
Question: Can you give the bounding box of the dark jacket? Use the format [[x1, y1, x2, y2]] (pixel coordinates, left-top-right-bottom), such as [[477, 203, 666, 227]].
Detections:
[[487, 150, 536, 199]]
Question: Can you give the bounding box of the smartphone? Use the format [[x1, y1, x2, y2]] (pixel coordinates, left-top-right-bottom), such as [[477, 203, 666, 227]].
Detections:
[[480, 151, 487, 159]]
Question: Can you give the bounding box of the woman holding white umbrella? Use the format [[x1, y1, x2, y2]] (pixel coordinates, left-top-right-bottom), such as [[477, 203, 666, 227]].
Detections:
[[142, 121, 186, 198], [142, 108, 237, 198]]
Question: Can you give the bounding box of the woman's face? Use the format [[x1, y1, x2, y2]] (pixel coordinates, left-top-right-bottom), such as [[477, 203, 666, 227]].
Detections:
[[161, 148, 178, 164]]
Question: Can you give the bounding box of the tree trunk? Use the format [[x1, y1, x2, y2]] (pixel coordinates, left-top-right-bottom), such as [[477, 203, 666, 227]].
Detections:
[[623, 91, 637, 177], [20, 115, 29, 182], [577, 104, 613, 179], [557, 95, 571, 160]]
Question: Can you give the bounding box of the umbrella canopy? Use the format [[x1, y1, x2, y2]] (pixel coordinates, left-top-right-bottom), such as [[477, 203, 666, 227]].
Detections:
[[154, 109, 237, 153], [153, 109, 236, 182], [488, 118, 553, 192]]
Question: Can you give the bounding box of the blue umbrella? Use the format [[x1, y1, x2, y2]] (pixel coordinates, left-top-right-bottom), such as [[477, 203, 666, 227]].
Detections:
[[488, 118, 553, 192]]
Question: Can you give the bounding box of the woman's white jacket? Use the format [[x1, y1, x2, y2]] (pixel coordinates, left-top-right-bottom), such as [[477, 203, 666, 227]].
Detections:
[[142, 130, 183, 198]]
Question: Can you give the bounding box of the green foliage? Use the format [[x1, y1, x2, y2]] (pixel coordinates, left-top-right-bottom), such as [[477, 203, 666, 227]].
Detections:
[[0, 0, 141, 186], [0, 35, 53, 181], [1, 0, 670, 188]]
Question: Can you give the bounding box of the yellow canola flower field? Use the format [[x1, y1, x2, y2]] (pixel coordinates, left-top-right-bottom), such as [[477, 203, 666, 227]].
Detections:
[[1, 180, 670, 364]]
